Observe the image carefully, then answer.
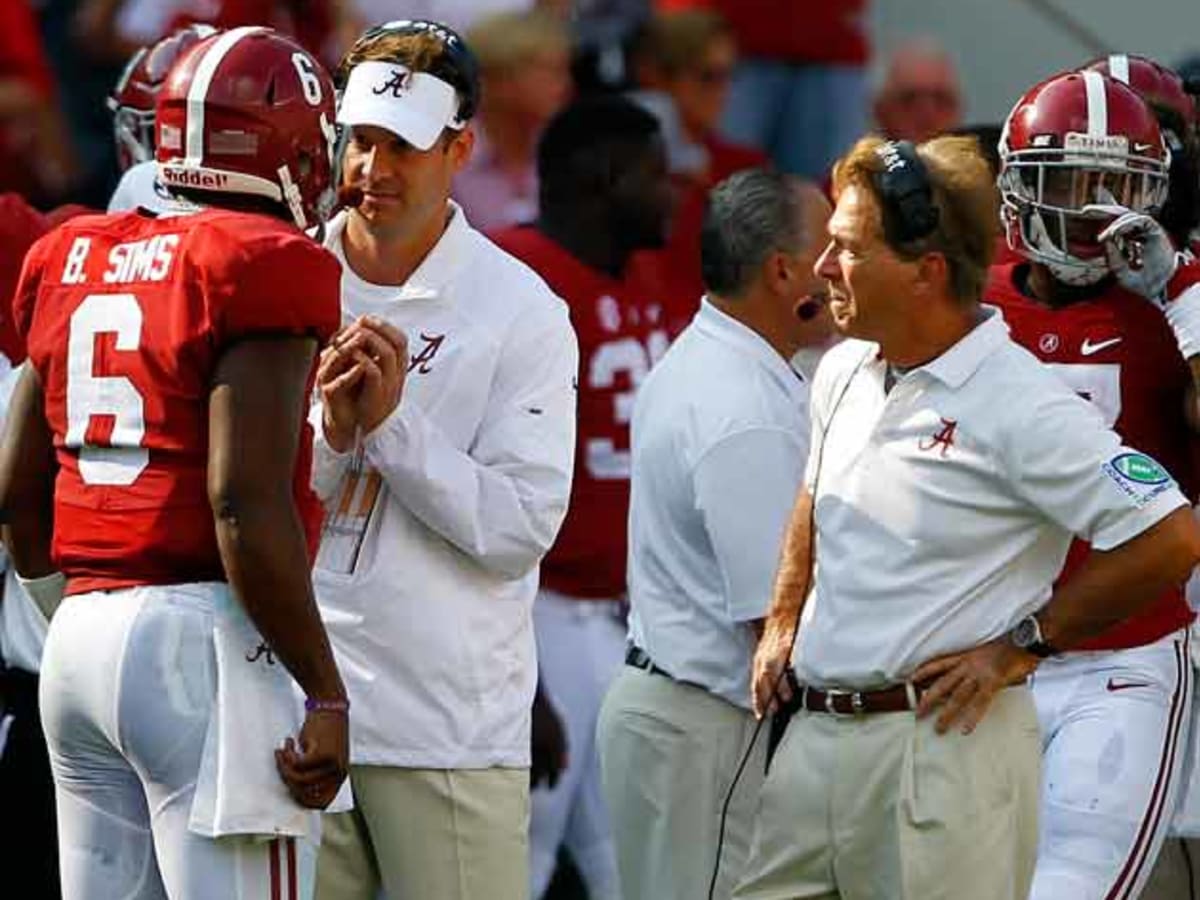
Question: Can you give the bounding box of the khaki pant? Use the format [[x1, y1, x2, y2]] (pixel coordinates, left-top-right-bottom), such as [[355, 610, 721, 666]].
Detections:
[[597, 666, 766, 900], [314, 765, 529, 900], [1141, 837, 1200, 899], [735, 685, 1042, 900]]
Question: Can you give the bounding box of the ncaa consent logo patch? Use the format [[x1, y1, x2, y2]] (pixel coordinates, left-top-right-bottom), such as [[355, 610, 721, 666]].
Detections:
[[1102, 452, 1174, 507]]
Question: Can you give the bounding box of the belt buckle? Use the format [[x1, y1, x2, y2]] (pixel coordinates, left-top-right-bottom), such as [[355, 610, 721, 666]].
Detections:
[[824, 688, 866, 716]]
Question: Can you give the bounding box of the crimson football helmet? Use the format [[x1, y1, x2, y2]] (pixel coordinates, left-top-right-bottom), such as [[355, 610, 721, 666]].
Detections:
[[156, 27, 338, 230], [1084, 55, 1198, 148], [999, 69, 1171, 285], [108, 24, 218, 173]]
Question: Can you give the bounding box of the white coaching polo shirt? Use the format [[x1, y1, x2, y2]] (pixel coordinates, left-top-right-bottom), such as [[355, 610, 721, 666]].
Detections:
[[794, 309, 1187, 689], [310, 205, 578, 769], [627, 300, 813, 708]]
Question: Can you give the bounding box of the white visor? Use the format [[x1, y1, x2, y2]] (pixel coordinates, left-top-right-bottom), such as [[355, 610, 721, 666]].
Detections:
[[337, 60, 464, 151]]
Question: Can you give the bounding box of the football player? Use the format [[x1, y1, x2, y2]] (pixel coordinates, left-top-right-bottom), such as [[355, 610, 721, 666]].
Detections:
[[106, 23, 217, 214], [489, 96, 673, 900], [0, 27, 348, 899], [990, 67, 1200, 900]]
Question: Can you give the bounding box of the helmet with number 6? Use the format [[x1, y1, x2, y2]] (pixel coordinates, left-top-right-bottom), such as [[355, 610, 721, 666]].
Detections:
[[999, 69, 1170, 285], [155, 27, 338, 230]]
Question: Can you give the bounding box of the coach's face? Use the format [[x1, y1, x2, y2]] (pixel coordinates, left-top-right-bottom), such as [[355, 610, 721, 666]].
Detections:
[[815, 183, 915, 342], [342, 123, 473, 239]]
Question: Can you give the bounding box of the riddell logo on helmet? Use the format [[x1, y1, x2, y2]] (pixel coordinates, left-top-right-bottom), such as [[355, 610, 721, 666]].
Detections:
[[160, 167, 229, 189]]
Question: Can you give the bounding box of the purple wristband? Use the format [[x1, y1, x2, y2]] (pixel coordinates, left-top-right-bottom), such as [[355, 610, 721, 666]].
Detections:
[[305, 697, 350, 714]]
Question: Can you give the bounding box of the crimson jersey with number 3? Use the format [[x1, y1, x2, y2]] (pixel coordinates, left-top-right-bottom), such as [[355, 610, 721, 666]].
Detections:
[[13, 208, 341, 594], [490, 226, 669, 598], [987, 262, 1198, 650]]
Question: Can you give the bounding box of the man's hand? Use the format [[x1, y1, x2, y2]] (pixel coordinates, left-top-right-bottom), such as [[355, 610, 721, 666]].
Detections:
[[342, 316, 409, 435], [275, 709, 350, 809], [317, 328, 367, 453], [1090, 205, 1182, 302], [911, 638, 1039, 735], [531, 684, 568, 789], [751, 620, 797, 719]]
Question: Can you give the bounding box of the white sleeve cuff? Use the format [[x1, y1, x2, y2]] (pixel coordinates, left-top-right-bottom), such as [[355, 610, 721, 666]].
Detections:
[[1165, 284, 1200, 361]]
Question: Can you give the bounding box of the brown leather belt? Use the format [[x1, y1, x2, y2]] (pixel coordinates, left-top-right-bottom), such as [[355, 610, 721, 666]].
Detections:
[[800, 682, 925, 716]]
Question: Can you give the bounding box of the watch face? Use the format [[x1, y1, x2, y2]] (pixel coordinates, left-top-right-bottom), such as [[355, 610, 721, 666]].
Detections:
[[1012, 617, 1036, 648]]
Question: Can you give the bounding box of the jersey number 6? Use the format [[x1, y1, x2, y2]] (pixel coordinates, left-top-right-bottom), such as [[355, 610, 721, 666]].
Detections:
[[66, 292, 148, 486]]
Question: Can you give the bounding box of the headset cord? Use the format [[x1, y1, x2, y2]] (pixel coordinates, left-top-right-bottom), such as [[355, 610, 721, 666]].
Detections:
[[705, 348, 871, 900]]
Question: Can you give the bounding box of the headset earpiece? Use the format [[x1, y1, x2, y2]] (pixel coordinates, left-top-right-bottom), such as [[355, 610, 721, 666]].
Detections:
[[873, 141, 940, 247]]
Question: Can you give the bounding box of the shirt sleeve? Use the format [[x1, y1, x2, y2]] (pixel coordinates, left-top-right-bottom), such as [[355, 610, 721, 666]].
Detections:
[[207, 230, 341, 346], [693, 426, 808, 623], [1004, 386, 1188, 550], [363, 300, 579, 580], [308, 398, 352, 504]]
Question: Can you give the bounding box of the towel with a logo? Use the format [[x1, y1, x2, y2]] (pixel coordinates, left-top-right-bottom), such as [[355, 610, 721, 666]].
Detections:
[[189, 587, 351, 840]]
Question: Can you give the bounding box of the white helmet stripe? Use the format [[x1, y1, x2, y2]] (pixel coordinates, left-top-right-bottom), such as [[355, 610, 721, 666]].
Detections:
[[184, 26, 266, 165], [1108, 54, 1131, 84], [1082, 69, 1109, 137]]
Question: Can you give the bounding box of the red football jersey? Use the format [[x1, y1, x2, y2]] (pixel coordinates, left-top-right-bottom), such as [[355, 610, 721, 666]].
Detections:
[[490, 226, 671, 598], [13, 208, 340, 594], [987, 262, 1198, 650]]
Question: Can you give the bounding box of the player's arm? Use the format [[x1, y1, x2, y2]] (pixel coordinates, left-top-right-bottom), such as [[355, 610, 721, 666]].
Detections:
[[208, 336, 345, 704], [0, 365, 56, 578], [208, 336, 348, 808]]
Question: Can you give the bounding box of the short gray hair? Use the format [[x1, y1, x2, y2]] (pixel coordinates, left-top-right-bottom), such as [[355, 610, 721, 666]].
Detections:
[[700, 169, 814, 298]]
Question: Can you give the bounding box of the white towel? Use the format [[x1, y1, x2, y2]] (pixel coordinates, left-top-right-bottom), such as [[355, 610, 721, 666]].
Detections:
[[189, 587, 351, 840]]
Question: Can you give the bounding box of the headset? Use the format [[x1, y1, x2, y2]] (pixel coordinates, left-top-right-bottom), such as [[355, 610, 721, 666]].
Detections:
[[707, 347, 873, 900], [873, 140, 940, 247]]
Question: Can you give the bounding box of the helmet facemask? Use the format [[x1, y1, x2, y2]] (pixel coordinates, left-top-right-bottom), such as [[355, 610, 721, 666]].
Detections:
[[1000, 136, 1170, 285]]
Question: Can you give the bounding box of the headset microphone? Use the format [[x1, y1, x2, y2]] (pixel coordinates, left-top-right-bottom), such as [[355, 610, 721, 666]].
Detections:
[[795, 292, 827, 322], [337, 184, 364, 209]]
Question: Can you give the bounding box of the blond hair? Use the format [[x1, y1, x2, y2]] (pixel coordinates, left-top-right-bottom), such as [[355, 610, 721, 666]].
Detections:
[[634, 10, 731, 78], [467, 10, 568, 74], [832, 134, 998, 304]]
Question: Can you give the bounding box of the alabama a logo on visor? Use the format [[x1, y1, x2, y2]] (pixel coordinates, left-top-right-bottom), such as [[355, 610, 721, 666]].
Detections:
[[373, 67, 414, 98], [1102, 451, 1174, 507]]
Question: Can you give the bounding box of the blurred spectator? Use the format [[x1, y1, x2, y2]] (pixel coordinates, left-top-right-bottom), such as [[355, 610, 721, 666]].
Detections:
[[872, 38, 963, 144], [661, 0, 869, 180], [454, 10, 571, 231], [570, 0, 652, 93], [74, 0, 342, 66], [0, 0, 79, 204], [630, 9, 767, 321]]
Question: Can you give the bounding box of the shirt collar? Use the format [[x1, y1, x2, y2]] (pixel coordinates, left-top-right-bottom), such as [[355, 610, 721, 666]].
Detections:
[[326, 200, 472, 301], [911, 305, 1010, 389], [694, 298, 807, 400]]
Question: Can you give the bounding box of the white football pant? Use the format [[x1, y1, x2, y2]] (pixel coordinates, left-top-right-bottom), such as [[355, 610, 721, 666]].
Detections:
[[39, 584, 316, 899], [1029, 629, 1192, 900], [529, 589, 625, 900]]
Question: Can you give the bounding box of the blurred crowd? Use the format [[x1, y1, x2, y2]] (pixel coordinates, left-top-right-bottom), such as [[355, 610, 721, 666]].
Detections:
[[2, 1, 890, 207]]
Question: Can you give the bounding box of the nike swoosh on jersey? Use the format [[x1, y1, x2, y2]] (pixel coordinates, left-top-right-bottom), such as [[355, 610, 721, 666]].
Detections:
[[1106, 678, 1152, 692], [1080, 336, 1123, 356]]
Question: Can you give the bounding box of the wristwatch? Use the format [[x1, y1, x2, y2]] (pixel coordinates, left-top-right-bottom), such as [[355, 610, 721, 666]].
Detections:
[[1009, 614, 1059, 658]]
